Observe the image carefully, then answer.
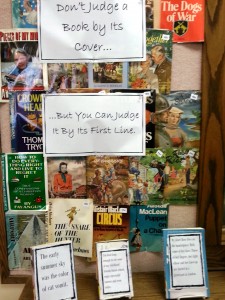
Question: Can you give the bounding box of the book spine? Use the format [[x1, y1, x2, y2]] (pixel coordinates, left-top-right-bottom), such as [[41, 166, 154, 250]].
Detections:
[[1, 154, 8, 211], [9, 92, 16, 152]]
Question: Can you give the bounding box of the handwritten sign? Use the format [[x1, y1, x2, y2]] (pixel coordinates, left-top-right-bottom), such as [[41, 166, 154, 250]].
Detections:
[[96, 240, 133, 299], [43, 93, 145, 156], [38, 0, 146, 62], [32, 241, 77, 300], [169, 234, 205, 287]]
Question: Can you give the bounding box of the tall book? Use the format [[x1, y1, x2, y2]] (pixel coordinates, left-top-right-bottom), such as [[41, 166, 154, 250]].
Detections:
[[5, 211, 46, 270], [160, 0, 205, 43], [163, 228, 210, 299], [9, 90, 44, 152], [47, 198, 93, 258]]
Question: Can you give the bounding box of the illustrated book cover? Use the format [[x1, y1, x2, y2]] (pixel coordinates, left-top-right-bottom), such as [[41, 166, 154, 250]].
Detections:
[[90, 204, 130, 261], [160, 0, 205, 43], [163, 228, 210, 299], [4, 152, 46, 210], [96, 239, 133, 300], [129, 29, 173, 94], [0, 29, 44, 102], [129, 204, 168, 252], [86, 155, 129, 205], [9, 90, 44, 152], [47, 198, 93, 258], [45, 156, 86, 199], [5, 211, 46, 271], [155, 90, 201, 149], [12, 0, 38, 29], [128, 148, 199, 205]]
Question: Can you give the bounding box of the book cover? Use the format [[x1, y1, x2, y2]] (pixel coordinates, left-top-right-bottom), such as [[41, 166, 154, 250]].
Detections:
[[46, 156, 86, 199], [0, 29, 44, 102], [5, 153, 46, 210], [154, 91, 201, 148], [163, 228, 210, 299], [129, 204, 168, 252], [96, 239, 133, 300], [12, 0, 38, 29], [86, 156, 129, 205], [160, 0, 205, 43], [129, 148, 199, 205], [47, 63, 89, 93], [129, 29, 173, 94], [90, 205, 130, 261], [9, 90, 44, 152], [146, 0, 154, 29], [88, 62, 128, 89], [47, 198, 93, 258], [110, 89, 156, 149], [5, 211, 46, 270]]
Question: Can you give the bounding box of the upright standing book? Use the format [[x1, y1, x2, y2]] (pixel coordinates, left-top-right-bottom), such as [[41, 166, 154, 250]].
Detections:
[[163, 228, 210, 299]]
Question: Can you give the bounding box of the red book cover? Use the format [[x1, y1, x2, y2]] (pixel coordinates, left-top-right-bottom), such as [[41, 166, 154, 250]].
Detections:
[[160, 0, 204, 43]]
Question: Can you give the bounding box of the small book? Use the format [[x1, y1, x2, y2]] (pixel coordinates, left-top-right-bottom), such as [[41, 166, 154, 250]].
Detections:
[[163, 228, 210, 299], [31, 240, 77, 300], [96, 239, 133, 300]]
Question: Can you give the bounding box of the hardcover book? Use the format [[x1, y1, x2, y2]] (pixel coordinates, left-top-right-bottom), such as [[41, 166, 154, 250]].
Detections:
[[160, 0, 205, 43], [45, 156, 86, 199], [9, 90, 44, 152], [86, 156, 129, 205], [129, 204, 168, 252], [0, 29, 44, 102], [4, 152, 46, 210], [47, 198, 93, 258], [163, 228, 210, 299], [90, 204, 130, 261], [5, 211, 46, 270], [129, 29, 173, 94]]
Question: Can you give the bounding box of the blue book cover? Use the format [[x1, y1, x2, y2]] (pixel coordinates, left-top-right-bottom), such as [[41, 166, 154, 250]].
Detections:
[[163, 228, 210, 299], [12, 0, 38, 28], [129, 204, 168, 252]]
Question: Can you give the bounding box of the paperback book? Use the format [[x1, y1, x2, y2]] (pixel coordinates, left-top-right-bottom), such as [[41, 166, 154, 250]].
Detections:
[[87, 155, 129, 205], [12, 0, 38, 29], [45, 156, 86, 199], [47, 198, 93, 258], [129, 204, 168, 252], [9, 90, 44, 152], [163, 228, 210, 299], [4, 152, 46, 210], [5, 211, 46, 270], [160, 0, 205, 43], [0, 29, 44, 102]]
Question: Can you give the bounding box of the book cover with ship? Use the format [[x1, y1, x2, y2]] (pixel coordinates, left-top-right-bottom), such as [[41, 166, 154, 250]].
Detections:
[[12, 0, 38, 29], [0, 29, 44, 102], [47, 198, 93, 258], [47, 63, 89, 93], [5, 152, 46, 210], [129, 148, 199, 205], [90, 204, 130, 261], [46, 156, 86, 199], [129, 204, 168, 252], [129, 29, 173, 94], [86, 156, 129, 205], [155, 90, 201, 149], [160, 0, 205, 43], [5, 211, 46, 270], [9, 90, 44, 152]]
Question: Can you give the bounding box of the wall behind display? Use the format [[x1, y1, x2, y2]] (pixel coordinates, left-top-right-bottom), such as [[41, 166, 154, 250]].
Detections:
[[0, 0, 201, 273]]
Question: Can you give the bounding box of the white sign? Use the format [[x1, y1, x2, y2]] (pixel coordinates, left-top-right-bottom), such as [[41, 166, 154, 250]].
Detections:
[[38, 0, 146, 62], [43, 93, 145, 156], [32, 241, 77, 300]]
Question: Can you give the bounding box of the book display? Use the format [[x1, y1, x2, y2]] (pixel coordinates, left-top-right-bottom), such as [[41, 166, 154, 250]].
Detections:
[[1, 1, 225, 300]]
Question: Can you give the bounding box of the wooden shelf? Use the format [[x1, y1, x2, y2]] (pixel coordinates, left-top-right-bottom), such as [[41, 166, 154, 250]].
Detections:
[[19, 271, 225, 300]]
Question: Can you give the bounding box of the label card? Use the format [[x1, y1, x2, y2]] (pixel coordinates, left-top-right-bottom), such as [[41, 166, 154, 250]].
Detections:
[[38, 0, 146, 62], [43, 93, 145, 156], [32, 241, 77, 300], [96, 239, 133, 300]]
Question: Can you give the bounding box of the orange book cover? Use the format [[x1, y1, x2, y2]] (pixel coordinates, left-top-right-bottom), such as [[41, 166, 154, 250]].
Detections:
[[160, 0, 204, 43]]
